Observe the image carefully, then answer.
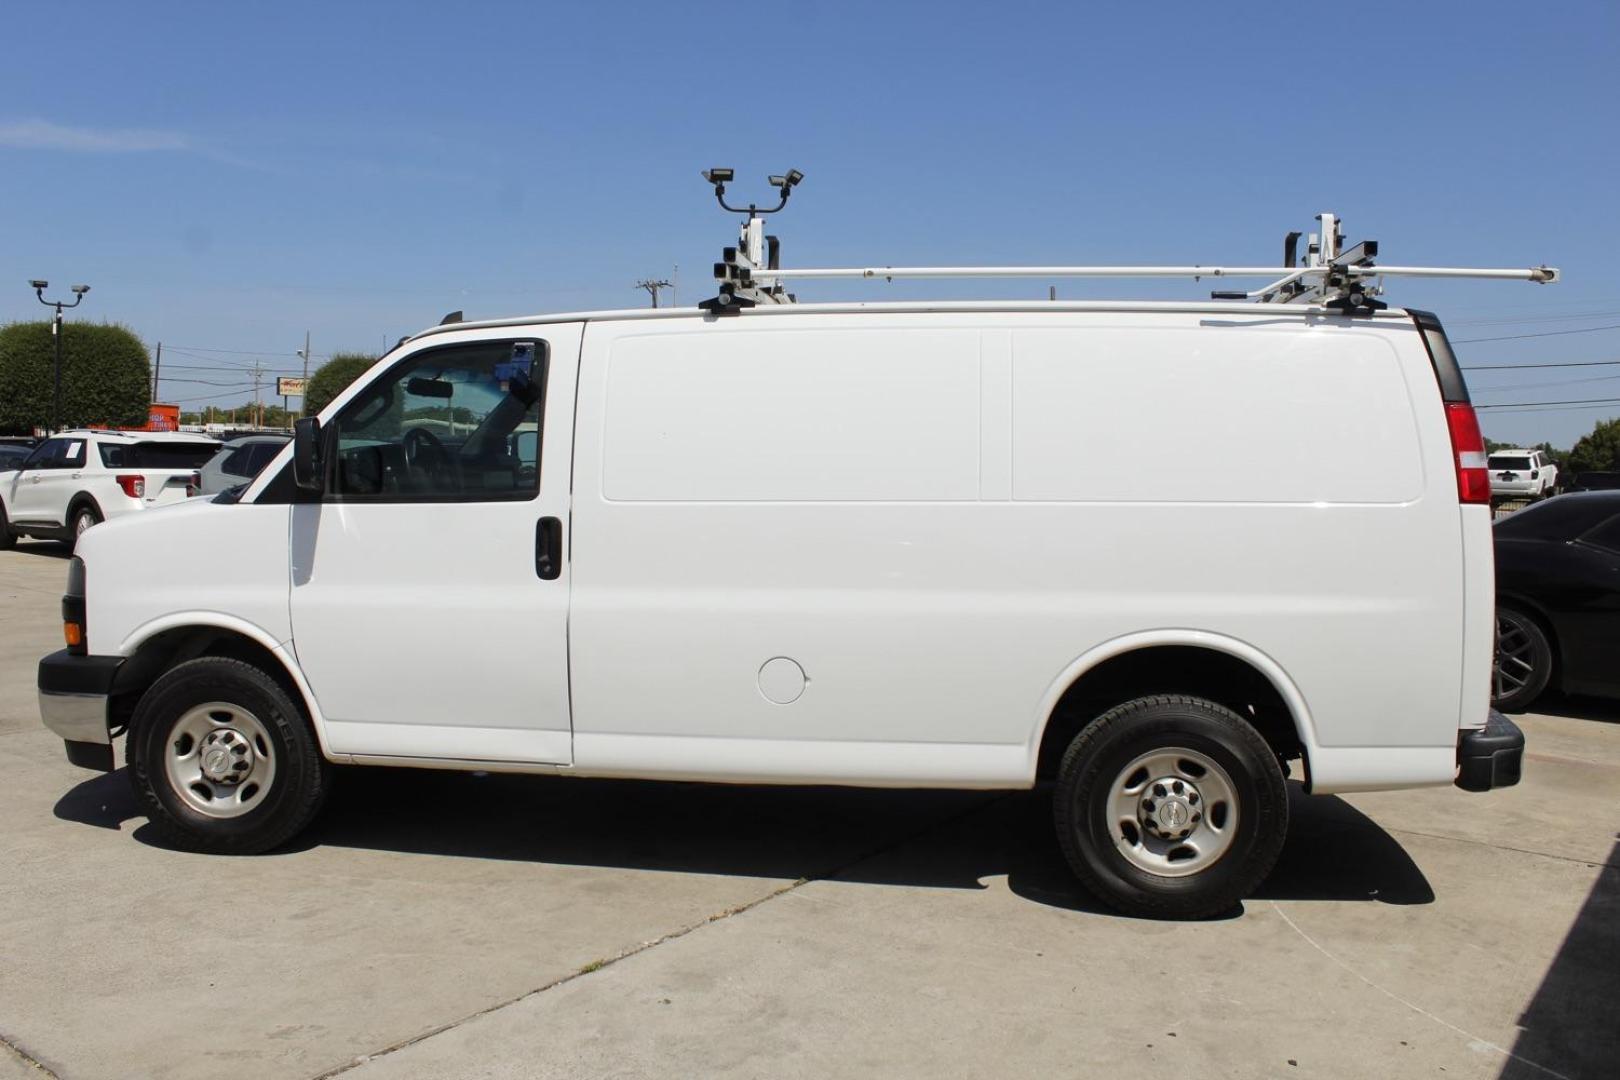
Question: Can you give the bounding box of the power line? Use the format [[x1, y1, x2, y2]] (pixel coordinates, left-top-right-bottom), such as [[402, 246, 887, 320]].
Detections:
[[1475, 396, 1620, 410], [1452, 323, 1620, 344], [1451, 308, 1620, 327], [1476, 401, 1620, 415], [1462, 359, 1620, 370], [1471, 372, 1620, 394], [165, 344, 330, 358]]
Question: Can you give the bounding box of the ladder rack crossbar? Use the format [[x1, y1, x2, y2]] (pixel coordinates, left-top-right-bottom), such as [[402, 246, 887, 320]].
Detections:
[[742, 264, 1559, 284]]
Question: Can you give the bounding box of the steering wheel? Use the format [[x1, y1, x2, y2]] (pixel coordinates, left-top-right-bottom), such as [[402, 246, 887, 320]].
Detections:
[[405, 424, 450, 466], [402, 427, 453, 484]]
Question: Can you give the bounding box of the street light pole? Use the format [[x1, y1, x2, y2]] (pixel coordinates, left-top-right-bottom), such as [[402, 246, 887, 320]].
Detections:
[[31, 280, 90, 435]]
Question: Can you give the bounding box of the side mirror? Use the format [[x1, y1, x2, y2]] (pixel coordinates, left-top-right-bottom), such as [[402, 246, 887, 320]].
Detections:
[[293, 417, 324, 493]]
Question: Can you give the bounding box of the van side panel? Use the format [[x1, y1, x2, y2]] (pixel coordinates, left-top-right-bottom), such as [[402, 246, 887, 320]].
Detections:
[[567, 312, 1464, 791]]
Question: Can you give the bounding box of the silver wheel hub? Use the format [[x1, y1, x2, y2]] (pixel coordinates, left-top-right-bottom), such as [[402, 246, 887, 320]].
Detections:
[[199, 729, 253, 783], [163, 702, 277, 819], [1142, 778, 1200, 839], [1109, 747, 1239, 878]]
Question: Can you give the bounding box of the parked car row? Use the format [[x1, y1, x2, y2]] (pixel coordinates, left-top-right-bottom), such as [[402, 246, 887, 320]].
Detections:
[[0, 430, 288, 551], [1491, 491, 1620, 712]]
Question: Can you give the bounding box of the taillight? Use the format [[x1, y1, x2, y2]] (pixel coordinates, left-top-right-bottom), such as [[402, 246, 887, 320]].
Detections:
[[63, 556, 87, 655], [115, 474, 145, 499], [1445, 402, 1490, 504], [187, 471, 201, 498]]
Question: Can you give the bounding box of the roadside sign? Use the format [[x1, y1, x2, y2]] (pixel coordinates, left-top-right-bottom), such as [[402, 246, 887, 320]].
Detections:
[[277, 376, 308, 397]]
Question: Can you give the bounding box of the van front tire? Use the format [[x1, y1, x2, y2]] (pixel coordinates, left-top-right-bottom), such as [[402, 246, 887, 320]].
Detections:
[[1053, 695, 1288, 920], [127, 657, 329, 854]]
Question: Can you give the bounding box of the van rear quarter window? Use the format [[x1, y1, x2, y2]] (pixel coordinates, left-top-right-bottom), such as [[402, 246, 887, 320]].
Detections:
[[1011, 328, 1422, 503]]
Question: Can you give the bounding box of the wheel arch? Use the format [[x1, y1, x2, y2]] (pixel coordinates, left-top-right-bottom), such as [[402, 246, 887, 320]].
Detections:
[[67, 491, 104, 524], [1030, 631, 1316, 786], [111, 616, 336, 758], [1494, 592, 1563, 691]]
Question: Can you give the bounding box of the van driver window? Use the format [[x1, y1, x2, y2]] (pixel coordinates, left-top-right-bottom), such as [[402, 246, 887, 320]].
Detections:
[[328, 341, 546, 501]]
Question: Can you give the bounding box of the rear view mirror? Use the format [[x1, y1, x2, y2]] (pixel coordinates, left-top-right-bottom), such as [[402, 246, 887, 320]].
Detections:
[[293, 417, 323, 493], [406, 377, 455, 400]]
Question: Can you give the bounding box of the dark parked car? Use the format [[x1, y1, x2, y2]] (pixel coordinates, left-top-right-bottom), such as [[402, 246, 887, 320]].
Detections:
[[1565, 471, 1620, 492], [1493, 492, 1620, 711]]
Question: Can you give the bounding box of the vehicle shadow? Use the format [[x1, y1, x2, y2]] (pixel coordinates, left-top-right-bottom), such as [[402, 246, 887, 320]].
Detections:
[[3, 540, 70, 559], [1512, 693, 1620, 725], [1498, 837, 1620, 1080], [55, 767, 1431, 918]]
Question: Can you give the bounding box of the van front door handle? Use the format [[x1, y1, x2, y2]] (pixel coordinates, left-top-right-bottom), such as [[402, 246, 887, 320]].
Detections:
[[536, 516, 562, 580]]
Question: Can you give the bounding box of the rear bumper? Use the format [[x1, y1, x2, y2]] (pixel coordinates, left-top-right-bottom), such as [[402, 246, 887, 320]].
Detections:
[[38, 650, 123, 771], [1456, 710, 1524, 792]]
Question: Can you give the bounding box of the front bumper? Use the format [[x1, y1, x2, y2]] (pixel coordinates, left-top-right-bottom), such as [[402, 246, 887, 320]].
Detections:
[[1456, 710, 1524, 791], [38, 649, 124, 771]]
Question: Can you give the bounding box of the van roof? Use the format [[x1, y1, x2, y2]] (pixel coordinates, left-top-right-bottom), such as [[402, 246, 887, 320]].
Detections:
[[407, 299, 1419, 346]]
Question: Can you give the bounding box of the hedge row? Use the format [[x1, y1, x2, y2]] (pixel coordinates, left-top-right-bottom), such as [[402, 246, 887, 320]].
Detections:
[[0, 320, 151, 434]]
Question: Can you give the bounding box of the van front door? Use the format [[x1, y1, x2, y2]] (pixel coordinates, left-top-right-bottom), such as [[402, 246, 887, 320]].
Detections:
[[289, 328, 579, 764]]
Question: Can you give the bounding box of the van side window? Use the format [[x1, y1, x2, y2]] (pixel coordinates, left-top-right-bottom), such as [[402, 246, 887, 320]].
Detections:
[[98, 443, 128, 467], [328, 340, 546, 502]]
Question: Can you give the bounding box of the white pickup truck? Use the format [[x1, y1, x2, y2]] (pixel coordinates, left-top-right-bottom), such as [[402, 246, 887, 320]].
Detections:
[[0, 430, 219, 550]]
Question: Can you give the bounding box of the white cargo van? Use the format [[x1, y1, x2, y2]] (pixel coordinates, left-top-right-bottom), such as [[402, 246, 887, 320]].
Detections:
[[37, 209, 1543, 917]]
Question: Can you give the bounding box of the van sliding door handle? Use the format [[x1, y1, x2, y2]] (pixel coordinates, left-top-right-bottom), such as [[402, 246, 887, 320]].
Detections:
[[536, 516, 563, 580]]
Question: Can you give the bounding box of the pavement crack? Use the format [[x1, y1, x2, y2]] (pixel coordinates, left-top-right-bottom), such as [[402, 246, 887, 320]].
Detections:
[[0, 1029, 63, 1079], [1380, 824, 1620, 870], [1269, 901, 1574, 1080], [308, 793, 1007, 1079]]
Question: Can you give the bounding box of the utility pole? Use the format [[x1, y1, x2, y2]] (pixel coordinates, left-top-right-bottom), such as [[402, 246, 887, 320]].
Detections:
[[634, 278, 672, 308], [30, 280, 90, 434], [250, 358, 265, 429], [152, 341, 162, 400]]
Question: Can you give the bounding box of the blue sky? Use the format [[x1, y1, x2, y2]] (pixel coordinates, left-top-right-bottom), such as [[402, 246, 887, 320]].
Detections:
[[1, 0, 1616, 446]]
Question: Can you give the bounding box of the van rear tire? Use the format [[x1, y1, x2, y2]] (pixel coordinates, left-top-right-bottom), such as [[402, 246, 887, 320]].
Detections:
[[127, 657, 329, 854], [1053, 695, 1288, 920]]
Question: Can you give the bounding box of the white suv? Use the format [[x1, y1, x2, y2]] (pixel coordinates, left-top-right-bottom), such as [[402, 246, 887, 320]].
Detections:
[[0, 430, 219, 550], [1488, 449, 1558, 502]]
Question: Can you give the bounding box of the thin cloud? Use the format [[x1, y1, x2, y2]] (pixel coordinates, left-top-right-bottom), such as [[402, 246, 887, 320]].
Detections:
[[0, 118, 190, 152]]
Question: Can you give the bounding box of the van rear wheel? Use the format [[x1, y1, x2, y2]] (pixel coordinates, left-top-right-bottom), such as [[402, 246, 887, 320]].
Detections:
[[1053, 695, 1288, 919], [127, 657, 329, 854]]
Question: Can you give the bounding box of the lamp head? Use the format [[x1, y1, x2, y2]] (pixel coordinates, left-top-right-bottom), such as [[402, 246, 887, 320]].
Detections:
[[71, 284, 89, 295], [30, 279, 48, 290], [701, 168, 734, 185]]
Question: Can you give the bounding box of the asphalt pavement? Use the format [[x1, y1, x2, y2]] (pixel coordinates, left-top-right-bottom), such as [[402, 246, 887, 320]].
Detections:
[[1, 540, 1615, 1079]]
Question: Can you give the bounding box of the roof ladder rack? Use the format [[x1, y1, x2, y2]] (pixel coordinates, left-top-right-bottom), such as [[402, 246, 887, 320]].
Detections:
[[695, 183, 1558, 315]]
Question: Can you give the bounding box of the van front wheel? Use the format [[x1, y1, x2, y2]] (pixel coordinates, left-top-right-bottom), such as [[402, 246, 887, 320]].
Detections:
[[1053, 695, 1288, 919], [127, 657, 329, 854]]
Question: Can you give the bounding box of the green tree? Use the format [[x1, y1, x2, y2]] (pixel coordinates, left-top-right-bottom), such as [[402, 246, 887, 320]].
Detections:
[[1567, 418, 1620, 474], [0, 321, 151, 434], [303, 352, 377, 417]]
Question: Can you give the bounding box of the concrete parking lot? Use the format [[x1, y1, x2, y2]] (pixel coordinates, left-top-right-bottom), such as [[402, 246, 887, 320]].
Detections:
[[1, 541, 1615, 1080]]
